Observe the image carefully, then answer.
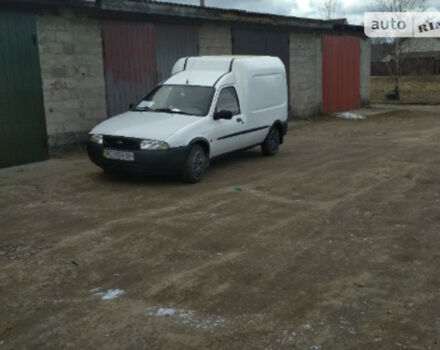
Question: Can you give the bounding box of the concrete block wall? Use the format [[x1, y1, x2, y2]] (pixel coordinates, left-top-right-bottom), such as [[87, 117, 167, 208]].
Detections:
[[199, 24, 232, 55], [360, 39, 371, 106], [37, 10, 107, 151], [289, 33, 322, 118]]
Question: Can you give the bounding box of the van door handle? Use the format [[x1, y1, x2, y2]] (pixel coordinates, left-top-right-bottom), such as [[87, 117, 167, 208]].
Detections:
[[236, 118, 244, 124]]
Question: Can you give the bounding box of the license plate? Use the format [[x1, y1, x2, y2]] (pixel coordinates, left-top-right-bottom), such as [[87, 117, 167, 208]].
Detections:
[[103, 149, 135, 162]]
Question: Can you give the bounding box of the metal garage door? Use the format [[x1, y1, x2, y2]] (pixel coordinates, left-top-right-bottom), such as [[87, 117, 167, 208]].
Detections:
[[232, 27, 290, 82], [155, 24, 199, 82], [322, 35, 361, 113], [102, 21, 157, 117], [0, 11, 48, 168]]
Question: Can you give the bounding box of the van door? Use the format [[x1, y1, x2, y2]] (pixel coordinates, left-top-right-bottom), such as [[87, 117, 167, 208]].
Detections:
[[211, 86, 248, 156]]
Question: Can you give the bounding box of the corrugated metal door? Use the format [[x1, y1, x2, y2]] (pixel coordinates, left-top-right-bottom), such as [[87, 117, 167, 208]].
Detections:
[[0, 11, 48, 168], [322, 35, 361, 113], [155, 24, 199, 82], [102, 21, 157, 117], [232, 27, 290, 82]]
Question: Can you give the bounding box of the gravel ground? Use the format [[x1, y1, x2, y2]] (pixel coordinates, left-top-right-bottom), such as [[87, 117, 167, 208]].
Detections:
[[1, 110, 440, 350]]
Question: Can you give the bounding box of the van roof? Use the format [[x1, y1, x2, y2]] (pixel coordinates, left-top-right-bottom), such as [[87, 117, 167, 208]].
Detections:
[[167, 56, 284, 87]]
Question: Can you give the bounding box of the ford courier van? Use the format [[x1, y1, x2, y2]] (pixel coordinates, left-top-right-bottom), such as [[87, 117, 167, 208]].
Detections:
[[87, 56, 288, 183]]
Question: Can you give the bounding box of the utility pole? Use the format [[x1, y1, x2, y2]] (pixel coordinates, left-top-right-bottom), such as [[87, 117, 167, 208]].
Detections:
[[200, 0, 205, 7]]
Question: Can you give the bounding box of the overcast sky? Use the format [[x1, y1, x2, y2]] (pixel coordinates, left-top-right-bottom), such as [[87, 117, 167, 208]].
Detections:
[[155, 0, 440, 24]]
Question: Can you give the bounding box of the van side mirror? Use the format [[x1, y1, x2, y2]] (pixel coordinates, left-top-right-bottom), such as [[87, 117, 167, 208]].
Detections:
[[129, 103, 134, 110], [214, 110, 233, 120]]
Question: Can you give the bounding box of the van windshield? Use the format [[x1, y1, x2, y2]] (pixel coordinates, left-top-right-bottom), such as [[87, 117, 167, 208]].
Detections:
[[134, 85, 215, 117]]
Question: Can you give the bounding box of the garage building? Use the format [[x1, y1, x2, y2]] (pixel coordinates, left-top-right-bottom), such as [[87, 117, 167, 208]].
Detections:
[[0, 0, 371, 168]]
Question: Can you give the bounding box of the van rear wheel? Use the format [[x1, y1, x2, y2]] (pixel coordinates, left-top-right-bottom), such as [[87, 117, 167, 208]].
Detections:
[[181, 144, 207, 183], [261, 127, 280, 156]]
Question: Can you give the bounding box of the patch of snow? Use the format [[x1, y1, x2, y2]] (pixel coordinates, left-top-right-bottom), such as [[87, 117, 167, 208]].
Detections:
[[310, 345, 322, 350], [0, 340, 4, 346], [145, 306, 224, 329], [339, 317, 349, 325], [277, 330, 297, 344], [93, 288, 125, 300], [156, 308, 177, 316], [336, 112, 366, 120], [339, 317, 357, 335], [89, 287, 100, 293], [303, 322, 313, 330]]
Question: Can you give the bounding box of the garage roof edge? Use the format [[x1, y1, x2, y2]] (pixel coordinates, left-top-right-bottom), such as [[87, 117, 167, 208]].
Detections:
[[1, 0, 364, 33]]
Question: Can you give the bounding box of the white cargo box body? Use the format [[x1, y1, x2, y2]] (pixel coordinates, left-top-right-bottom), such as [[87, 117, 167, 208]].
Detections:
[[171, 56, 288, 130], [88, 55, 289, 182], [167, 56, 288, 156]]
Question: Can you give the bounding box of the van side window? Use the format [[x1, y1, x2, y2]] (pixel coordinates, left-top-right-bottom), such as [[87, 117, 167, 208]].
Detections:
[[216, 87, 240, 116]]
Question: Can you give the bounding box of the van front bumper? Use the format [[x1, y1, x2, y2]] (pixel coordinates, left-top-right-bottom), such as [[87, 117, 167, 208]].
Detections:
[[87, 141, 189, 174]]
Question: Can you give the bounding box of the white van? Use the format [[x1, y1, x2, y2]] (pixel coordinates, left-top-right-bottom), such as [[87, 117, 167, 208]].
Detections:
[[88, 56, 288, 183]]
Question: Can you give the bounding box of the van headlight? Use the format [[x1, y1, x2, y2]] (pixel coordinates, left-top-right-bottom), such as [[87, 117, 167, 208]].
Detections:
[[140, 139, 169, 150], [89, 134, 103, 144]]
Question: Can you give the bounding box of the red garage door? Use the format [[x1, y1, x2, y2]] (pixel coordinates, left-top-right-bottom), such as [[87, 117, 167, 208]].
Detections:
[[322, 36, 361, 113], [102, 21, 157, 117]]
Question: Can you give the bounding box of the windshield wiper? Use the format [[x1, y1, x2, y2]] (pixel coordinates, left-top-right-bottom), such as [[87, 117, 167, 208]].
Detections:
[[153, 108, 191, 115], [134, 106, 152, 112]]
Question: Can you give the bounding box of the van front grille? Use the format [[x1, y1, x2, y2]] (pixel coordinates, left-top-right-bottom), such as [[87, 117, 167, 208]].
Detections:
[[103, 136, 140, 150]]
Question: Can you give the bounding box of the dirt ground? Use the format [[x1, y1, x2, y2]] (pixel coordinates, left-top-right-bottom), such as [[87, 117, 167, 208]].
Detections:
[[1, 110, 440, 350]]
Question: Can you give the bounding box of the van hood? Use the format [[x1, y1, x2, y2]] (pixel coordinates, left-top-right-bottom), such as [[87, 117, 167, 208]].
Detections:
[[90, 111, 201, 141]]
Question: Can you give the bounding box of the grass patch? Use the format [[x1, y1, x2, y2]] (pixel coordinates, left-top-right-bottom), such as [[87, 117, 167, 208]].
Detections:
[[365, 110, 439, 120]]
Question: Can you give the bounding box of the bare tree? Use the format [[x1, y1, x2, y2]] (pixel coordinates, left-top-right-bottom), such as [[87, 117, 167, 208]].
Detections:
[[369, 0, 426, 12], [318, 0, 344, 20], [370, 0, 427, 100]]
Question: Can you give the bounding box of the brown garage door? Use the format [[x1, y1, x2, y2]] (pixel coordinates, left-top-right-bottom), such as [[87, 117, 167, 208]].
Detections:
[[322, 35, 361, 113], [155, 23, 199, 83], [102, 21, 157, 117]]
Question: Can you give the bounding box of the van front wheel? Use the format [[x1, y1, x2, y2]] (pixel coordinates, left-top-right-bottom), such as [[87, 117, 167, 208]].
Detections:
[[261, 127, 280, 156], [181, 144, 208, 183]]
